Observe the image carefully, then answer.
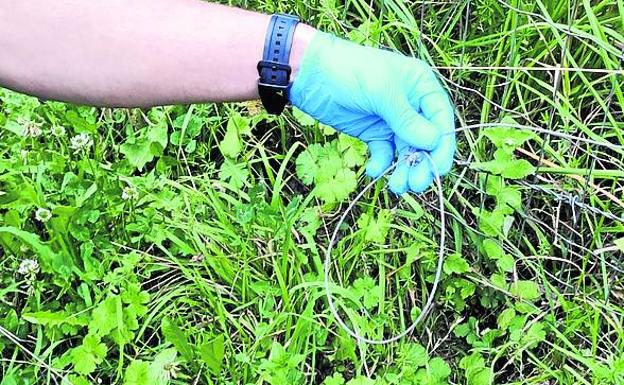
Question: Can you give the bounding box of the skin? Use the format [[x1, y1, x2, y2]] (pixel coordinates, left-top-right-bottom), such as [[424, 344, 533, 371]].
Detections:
[[0, 0, 316, 107]]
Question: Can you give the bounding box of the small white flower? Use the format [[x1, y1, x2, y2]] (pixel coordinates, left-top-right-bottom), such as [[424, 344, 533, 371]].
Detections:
[[17, 259, 39, 276], [20, 149, 29, 160], [35, 208, 52, 222], [51, 125, 66, 137], [70, 133, 93, 153], [21, 120, 43, 137], [121, 186, 139, 201]]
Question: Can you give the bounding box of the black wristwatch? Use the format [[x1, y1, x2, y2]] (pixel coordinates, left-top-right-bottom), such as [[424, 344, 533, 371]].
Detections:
[[257, 14, 300, 115]]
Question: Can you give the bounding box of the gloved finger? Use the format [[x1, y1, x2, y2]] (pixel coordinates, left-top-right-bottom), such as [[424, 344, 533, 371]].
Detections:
[[428, 129, 456, 176], [418, 89, 455, 138], [420, 90, 456, 176], [365, 140, 394, 178], [381, 98, 441, 152], [408, 159, 434, 193], [387, 144, 412, 195], [388, 160, 410, 195]]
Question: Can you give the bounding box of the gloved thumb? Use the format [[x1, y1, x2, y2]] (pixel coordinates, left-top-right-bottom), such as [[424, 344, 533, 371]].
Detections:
[[381, 98, 441, 151]]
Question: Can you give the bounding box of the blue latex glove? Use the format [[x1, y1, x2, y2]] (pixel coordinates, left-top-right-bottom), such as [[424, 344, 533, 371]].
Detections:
[[289, 32, 455, 194]]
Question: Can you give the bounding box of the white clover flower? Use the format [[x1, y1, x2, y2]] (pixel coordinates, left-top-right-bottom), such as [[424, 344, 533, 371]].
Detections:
[[51, 125, 66, 137], [21, 120, 43, 138], [17, 259, 39, 276], [121, 186, 139, 201], [35, 208, 52, 222], [70, 133, 93, 153]]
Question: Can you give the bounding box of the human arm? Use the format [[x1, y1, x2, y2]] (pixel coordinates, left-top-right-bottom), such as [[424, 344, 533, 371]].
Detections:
[[0, 0, 314, 107]]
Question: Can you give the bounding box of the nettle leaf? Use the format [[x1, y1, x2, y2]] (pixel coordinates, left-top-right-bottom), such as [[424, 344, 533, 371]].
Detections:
[[70, 334, 108, 375], [510, 280, 541, 301], [357, 209, 392, 243], [483, 116, 535, 152], [443, 254, 470, 275], [472, 149, 535, 179]]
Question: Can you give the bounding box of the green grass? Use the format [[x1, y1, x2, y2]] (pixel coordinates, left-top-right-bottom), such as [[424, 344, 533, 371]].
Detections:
[[1, 0, 623, 384]]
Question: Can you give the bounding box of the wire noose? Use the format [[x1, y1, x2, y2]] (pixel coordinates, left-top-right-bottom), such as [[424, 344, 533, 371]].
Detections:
[[323, 123, 624, 345]]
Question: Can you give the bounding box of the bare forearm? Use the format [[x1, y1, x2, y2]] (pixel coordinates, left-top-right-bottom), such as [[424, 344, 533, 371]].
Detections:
[[0, 0, 315, 107]]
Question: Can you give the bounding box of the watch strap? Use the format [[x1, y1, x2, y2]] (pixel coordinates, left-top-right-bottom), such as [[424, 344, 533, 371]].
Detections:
[[257, 14, 300, 115]]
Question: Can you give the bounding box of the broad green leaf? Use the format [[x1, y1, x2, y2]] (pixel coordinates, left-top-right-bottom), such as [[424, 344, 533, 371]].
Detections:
[[467, 367, 494, 385], [482, 239, 503, 260], [22, 310, 85, 328], [70, 334, 108, 375], [150, 348, 178, 385], [427, 357, 452, 381], [397, 343, 429, 368], [483, 116, 535, 152], [219, 159, 249, 190], [161, 318, 194, 362], [295, 144, 322, 185], [315, 169, 357, 204], [496, 253, 515, 272], [338, 134, 367, 168], [345, 377, 376, 385], [357, 209, 392, 243], [120, 138, 155, 171], [219, 112, 250, 158], [443, 254, 470, 275], [472, 149, 535, 179], [323, 372, 345, 385], [472, 208, 506, 237], [124, 360, 150, 385], [497, 308, 516, 329], [510, 280, 541, 301], [199, 335, 225, 375], [522, 322, 546, 348]]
